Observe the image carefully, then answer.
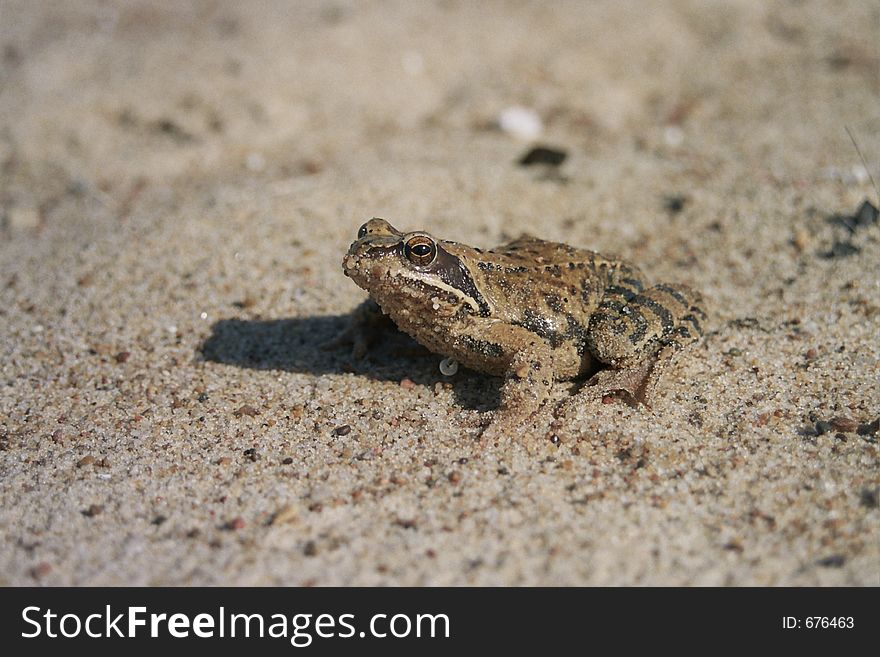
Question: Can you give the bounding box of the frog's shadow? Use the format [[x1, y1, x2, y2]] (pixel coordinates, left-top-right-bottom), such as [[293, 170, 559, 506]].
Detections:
[[198, 316, 502, 412]]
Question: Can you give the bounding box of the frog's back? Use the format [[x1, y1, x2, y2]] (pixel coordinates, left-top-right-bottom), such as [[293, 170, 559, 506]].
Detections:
[[459, 236, 618, 354]]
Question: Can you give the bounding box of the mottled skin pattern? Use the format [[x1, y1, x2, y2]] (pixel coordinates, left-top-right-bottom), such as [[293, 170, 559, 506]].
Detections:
[[341, 218, 706, 440]]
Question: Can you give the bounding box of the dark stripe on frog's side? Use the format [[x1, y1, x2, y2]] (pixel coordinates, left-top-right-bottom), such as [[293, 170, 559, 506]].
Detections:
[[562, 313, 590, 354], [432, 245, 492, 316], [681, 313, 703, 336], [515, 309, 566, 348], [629, 295, 675, 335], [460, 335, 504, 359], [594, 296, 650, 343], [654, 284, 690, 309], [604, 285, 640, 302]]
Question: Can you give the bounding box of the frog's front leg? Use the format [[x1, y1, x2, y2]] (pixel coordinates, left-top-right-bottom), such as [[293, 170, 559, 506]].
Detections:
[[455, 320, 557, 444], [322, 298, 395, 359], [586, 282, 706, 404]]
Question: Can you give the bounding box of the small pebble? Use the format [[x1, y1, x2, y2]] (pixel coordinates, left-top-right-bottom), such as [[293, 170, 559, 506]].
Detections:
[[829, 416, 858, 433], [332, 424, 352, 437], [30, 562, 52, 579], [303, 540, 318, 556], [83, 504, 104, 517], [518, 146, 567, 167], [820, 240, 860, 259], [76, 455, 96, 467], [225, 517, 245, 531], [663, 195, 688, 214], [151, 515, 167, 526], [271, 505, 300, 525], [856, 418, 879, 436], [282, 457, 294, 465], [498, 106, 543, 140], [816, 554, 845, 568], [814, 420, 833, 436], [400, 378, 417, 390], [233, 404, 259, 417], [243, 448, 259, 462], [859, 487, 878, 509]]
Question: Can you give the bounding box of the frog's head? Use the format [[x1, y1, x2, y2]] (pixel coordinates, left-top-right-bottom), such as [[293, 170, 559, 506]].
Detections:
[[343, 218, 490, 317]]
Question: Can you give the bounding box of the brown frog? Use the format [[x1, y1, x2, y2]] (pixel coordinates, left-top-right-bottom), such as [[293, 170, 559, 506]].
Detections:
[[341, 218, 706, 440]]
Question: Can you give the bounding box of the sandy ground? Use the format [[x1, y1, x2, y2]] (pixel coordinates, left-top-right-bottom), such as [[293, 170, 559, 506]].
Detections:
[[1, 0, 878, 586]]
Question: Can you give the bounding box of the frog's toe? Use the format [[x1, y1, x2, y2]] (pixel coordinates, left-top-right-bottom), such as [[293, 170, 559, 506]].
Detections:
[[586, 360, 656, 407]]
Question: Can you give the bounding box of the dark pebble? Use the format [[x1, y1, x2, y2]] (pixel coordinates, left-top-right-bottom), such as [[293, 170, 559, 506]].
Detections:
[[826, 199, 879, 232], [859, 487, 878, 509], [114, 351, 130, 363], [518, 146, 567, 167], [82, 504, 104, 518], [243, 448, 259, 462], [814, 420, 833, 436], [151, 515, 167, 526], [856, 418, 879, 436], [303, 540, 318, 556], [663, 195, 688, 214], [197, 392, 209, 403], [816, 554, 845, 568], [282, 457, 294, 465], [332, 424, 352, 437], [820, 240, 860, 259]]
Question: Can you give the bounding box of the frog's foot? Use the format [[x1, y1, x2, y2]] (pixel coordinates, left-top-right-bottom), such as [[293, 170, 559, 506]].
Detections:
[[584, 340, 692, 407], [321, 298, 393, 359], [585, 360, 657, 407]]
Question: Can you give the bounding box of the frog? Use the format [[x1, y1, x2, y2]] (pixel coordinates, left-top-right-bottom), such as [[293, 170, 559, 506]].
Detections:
[[340, 217, 707, 441]]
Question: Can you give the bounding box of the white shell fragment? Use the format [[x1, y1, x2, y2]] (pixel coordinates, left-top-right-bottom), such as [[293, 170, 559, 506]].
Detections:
[[498, 106, 543, 140], [439, 357, 459, 376]]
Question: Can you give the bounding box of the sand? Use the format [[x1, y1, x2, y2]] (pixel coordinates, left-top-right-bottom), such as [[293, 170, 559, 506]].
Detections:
[[1, 0, 878, 586]]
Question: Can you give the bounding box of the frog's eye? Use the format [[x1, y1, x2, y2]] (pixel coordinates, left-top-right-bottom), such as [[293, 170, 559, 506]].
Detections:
[[357, 223, 369, 239], [404, 235, 437, 266]]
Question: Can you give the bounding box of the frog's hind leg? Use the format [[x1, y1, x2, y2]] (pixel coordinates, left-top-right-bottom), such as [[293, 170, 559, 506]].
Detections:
[[585, 282, 706, 405]]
